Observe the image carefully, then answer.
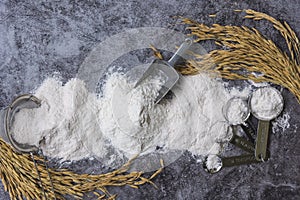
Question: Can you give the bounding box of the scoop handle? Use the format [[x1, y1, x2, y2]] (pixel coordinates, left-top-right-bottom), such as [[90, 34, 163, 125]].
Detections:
[[168, 38, 193, 67]]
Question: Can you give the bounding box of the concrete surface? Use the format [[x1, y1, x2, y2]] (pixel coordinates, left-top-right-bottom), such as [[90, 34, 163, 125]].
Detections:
[[0, 0, 299, 199]]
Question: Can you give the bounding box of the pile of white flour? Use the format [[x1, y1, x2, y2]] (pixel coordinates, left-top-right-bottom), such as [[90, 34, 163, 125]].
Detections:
[[12, 72, 243, 166]]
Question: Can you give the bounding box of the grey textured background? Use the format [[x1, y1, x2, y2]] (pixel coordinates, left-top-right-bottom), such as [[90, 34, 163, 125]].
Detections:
[[0, 0, 299, 199]]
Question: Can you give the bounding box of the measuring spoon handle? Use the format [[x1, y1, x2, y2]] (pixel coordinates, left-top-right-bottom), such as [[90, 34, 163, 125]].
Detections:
[[230, 134, 255, 153], [240, 121, 256, 143], [222, 154, 261, 167], [255, 120, 270, 161]]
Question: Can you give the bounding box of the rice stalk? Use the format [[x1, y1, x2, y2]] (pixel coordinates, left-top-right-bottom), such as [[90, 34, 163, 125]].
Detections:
[[0, 138, 163, 199], [176, 10, 300, 103]]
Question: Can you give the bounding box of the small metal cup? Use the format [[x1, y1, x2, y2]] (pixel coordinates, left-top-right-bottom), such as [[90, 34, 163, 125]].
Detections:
[[222, 97, 250, 126]]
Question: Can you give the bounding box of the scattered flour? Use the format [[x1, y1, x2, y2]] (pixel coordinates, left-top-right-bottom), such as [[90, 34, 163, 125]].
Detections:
[[11, 72, 247, 167], [272, 112, 291, 133]]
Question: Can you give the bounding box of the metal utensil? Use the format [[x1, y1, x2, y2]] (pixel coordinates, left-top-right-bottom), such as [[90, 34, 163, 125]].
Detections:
[[203, 125, 268, 174], [240, 121, 256, 144], [223, 98, 256, 147], [5, 94, 41, 153], [223, 97, 250, 125], [203, 154, 262, 174], [203, 126, 256, 174], [229, 126, 255, 153], [2, 94, 56, 199], [222, 154, 261, 168], [249, 87, 284, 161], [134, 38, 193, 104]]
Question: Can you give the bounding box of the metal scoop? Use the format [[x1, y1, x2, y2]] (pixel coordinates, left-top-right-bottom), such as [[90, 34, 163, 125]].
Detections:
[[249, 87, 284, 161], [134, 38, 193, 104]]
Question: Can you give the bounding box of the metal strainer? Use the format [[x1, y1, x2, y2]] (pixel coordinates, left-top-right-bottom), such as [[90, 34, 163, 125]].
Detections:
[[2, 94, 56, 199]]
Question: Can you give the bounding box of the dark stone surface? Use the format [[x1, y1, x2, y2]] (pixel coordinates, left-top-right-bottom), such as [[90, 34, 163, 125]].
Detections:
[[0, 0, 299, 199]]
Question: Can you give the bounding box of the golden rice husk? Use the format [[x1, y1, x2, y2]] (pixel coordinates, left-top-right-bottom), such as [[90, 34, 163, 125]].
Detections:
[[177, 10, 300, 103], [0, 138, 163, 199]]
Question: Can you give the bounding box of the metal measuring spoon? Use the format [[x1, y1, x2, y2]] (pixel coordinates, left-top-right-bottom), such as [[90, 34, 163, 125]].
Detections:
[[203, 154, 262, 174], [249, 87, 284, 161], [229, 125, 270, 158], [223, 97, 250, 126], [223, 97, 255, 149], [203, 125, 264, 174], [223, 97, 256, 142]]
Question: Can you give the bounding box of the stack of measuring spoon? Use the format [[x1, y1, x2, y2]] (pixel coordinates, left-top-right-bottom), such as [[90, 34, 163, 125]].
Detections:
[[204, 87, 284, 174]]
